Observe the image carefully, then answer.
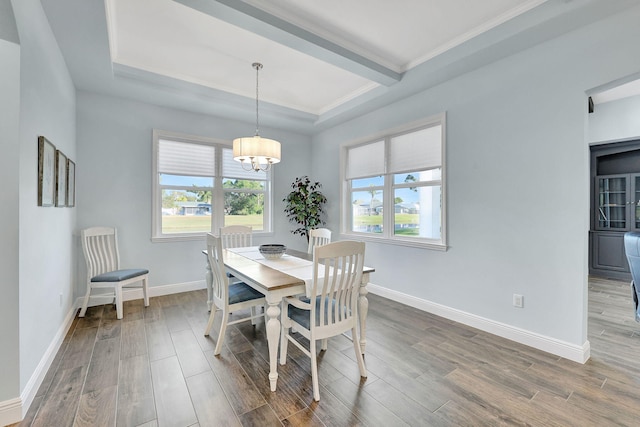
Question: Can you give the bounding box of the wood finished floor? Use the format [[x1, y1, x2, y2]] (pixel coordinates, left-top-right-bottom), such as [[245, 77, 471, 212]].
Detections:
[[11, 276, 640, 427]]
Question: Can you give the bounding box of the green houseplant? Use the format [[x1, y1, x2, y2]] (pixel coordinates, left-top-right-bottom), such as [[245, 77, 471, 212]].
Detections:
[[283, 176, 327, 242]]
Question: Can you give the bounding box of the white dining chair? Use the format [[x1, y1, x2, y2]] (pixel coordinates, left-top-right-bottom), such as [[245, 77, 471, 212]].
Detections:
[[220, 225, 252, 249], [204, 233, 266, 355], [307, 227, 332, 254], [280, 240, 367, 401], [79, 226, 149, 320]]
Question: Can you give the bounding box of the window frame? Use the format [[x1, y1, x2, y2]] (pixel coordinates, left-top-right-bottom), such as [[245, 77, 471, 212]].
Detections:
[[340, 114, 447, 250], [152, 129, 273, 242]]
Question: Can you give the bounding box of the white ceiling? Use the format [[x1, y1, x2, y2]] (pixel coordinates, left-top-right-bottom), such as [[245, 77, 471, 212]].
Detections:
[[40, 0, 640, 133], [105, 0, 544, 115]]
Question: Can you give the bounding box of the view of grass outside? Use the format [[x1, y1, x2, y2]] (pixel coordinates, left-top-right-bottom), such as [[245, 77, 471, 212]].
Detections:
[[352, 213, 419, 235], [161, 214, 264, 234]]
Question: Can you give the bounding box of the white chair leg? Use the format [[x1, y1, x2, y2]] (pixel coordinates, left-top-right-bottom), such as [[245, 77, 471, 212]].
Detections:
[[352, 326, 367, 378], [115, 285, 124, 320], [310, 338, 320, 401], [321, 338, 328, 351], [79, 286, 91, 317], [250, 306, 257, 325], [142, 277, 149, 307], [214, 311, 228, 356], [204, 306, 217, 336]]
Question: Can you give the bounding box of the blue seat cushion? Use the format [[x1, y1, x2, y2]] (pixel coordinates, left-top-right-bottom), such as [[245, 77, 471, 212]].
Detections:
[[288, 297, 347, 330], [229, 282, 264, 305], [91, 269, 148, 282]]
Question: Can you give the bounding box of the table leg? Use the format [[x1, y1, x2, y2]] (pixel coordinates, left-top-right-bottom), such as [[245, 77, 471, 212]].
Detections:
[[205, 259, 213, 312], [266, 295, 281, 391], [358, 273, 369, 354]]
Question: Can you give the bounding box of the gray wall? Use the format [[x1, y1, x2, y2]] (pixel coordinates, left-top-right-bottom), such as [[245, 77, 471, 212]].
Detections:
[[0, 21, 20, 403], [75, 91, 313, 298], [311, 4, 640, 347], [589, 94, 640, 144], [12, 0, 76, 397]]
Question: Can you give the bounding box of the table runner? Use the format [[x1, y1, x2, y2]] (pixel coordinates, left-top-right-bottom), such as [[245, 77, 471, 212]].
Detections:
[[227, 246, 329, 297]]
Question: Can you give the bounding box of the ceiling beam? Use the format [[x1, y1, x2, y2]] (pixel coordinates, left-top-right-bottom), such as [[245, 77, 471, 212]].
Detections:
[[173, 0, 402, 86]]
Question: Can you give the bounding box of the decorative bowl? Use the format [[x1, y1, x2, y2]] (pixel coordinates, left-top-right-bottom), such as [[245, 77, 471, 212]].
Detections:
[[259, 244, 287, 260]]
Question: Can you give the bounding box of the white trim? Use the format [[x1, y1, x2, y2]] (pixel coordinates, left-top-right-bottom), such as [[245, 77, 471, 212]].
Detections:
[[0, 397, 22, 426], [367, 283, 591, 364], [8, 302, 79, 425], [78, 280, 207, 307]]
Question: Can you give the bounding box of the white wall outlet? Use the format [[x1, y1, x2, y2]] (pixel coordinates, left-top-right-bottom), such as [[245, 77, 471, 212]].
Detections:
[[59, 293, 63, 307], [513, 294, 524, 308]]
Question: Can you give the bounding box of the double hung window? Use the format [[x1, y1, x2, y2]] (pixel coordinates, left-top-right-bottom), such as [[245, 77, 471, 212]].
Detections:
[[342, 115, 446, 249], [152, 130, 272, 241]]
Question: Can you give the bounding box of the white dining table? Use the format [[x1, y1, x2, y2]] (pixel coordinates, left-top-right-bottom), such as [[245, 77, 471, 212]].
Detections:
[[203, 246, 374, 392]]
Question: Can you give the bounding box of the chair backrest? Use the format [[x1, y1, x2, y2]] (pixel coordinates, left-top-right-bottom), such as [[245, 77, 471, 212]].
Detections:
[[307, 228, 332, 254], [310, 240, 365, 330], [625, 232, 640, 285], [81, 226, 121, 279], [220, 225, 252, 248], [207, 233, 230, 309]]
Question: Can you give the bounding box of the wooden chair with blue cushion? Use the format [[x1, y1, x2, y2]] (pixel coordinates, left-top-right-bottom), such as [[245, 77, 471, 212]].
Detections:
[[307, 227, 332, 255], [204, 233, 266, 355], [624, 231, 640, 322], [280, 240, 367, 401], [79, 226, 149, 320], [220, 225, 252, 249]]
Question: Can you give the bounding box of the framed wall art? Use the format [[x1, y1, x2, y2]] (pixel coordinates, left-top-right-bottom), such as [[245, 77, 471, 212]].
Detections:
[[55, 149, 67, 207], [66, 158, 75, 207], [37, 136, 56, 207]]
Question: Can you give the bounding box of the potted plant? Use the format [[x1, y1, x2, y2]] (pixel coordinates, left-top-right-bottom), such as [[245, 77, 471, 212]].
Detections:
[[283, 176, 327, 242]]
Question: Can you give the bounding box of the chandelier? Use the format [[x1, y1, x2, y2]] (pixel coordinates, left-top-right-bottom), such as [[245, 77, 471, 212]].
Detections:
[[233, 62, 281, 172]]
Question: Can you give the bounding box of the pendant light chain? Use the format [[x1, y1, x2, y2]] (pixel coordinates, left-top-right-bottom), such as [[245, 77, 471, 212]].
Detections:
[[253, 62, 263, 137]]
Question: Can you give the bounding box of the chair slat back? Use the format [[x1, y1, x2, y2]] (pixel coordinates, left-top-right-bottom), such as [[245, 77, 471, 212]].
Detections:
[[220, 225, 252, 248], [311, 241, 365, 329], [307, 228, 332, 254], [207, 233, 229, 309], [81, 227, 121, 279]]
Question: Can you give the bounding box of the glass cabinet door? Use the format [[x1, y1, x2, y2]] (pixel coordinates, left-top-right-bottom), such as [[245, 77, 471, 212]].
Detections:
[[634, 175, 640, 230], [597, 175, 628, 230]]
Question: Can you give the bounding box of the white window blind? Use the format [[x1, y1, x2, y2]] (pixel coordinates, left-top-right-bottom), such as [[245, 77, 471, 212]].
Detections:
[[388, 125, 441, 174], [158, 139, 216, 177], [222, 148, 267, 180], [346, 140, 385, 180]]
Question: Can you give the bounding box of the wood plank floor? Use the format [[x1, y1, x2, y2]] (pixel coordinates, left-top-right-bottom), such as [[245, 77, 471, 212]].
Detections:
[[12, 276, 640, 426]]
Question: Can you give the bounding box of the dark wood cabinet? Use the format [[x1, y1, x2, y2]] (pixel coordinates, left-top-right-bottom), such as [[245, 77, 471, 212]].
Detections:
[[590, 141, 640, 280]]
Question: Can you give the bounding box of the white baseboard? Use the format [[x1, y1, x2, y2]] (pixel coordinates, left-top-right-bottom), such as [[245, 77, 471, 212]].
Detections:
[[2, 280, 207, 425], [78, 280, 206, 308], [0, 397, 21, 427], [367, 283, 591, 364]]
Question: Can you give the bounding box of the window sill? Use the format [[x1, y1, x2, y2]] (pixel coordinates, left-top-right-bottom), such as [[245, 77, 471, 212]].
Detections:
[[152, 231, 274, 243], [339, 233, 448, 251]]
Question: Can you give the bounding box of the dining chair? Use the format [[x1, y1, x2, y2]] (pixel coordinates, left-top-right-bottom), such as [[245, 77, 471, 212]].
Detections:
[[220, 225, 253, 284], [204, 233, 266, 355], [220, 225, 252, 248], [280, 240, 367, 401], [79, 226, 149, 320], [624, 231, 640, 322], [307, 227, 332, 254]]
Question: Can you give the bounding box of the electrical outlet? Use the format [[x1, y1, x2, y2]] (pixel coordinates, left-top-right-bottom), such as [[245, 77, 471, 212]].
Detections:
[[513, 294, 524, 308], [59, 293, 63, 307]]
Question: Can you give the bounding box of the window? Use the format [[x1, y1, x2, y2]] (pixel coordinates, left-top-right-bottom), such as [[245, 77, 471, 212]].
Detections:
[[342, 115, 446, 249], [152, 130, 272, 241]]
